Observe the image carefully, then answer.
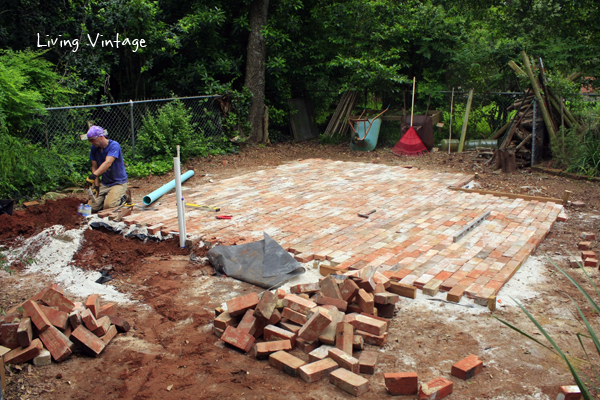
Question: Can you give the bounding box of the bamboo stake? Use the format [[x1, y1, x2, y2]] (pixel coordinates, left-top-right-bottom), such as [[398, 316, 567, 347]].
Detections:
[[448, 88, 454, 154], [457, 88, 474, 153], [520, 50, 556, 140], [410, 77, 416, 126]]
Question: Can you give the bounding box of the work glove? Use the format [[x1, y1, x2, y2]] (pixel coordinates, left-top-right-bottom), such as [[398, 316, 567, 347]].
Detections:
[[86, 173, 97, 186], [92, 186, 99, 197]]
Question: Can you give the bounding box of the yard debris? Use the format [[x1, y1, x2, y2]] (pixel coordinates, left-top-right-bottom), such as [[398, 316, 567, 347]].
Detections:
[[0, 284, 130, 367]]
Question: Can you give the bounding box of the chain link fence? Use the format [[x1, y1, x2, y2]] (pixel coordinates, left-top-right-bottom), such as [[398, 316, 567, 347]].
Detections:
[[27, 95, 223, 157]]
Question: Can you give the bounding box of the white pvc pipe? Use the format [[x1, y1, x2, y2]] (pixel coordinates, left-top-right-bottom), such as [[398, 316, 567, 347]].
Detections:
[[174, 146, 186, 248]]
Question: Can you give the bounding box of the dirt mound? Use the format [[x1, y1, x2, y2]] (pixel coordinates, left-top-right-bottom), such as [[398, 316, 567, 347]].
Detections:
[[0, 197, 85, 243], [72, 227, 191, 274]]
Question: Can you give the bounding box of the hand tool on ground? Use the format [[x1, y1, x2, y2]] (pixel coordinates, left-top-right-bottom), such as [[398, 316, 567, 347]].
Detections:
[[186, 203, 220, 212], [85, 173, 99, 201], [216, 215, 232, 219], [358, 209, 376, 218]]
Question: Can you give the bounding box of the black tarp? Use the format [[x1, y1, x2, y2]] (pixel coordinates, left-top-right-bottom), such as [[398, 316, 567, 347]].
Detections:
[[207, 233, 306, 289]]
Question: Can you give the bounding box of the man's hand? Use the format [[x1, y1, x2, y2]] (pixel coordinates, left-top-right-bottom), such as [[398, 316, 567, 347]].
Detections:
[[86, 173, 97, 185]]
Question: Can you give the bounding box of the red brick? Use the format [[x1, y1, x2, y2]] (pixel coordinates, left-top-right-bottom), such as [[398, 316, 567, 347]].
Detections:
[[309, 345, 335, 362], [39, 305, 69, 330], [98, 303, 117, 316], [39, 326, 73, 362], [40, 288, 75, 313], [335, 321, 353, 355], [313, 294, 347, 312], [558, 385, 582, 400], [214, 311, 239, 330], [580, 232, 595, 241], [269, 350, 306, 377], [345, 313, 386, 336], [100, 325, 118, 345], [282, 294, 317, 315], [237, 309, 258, 335], [263, 324, 296, 347], [251, 340, 292, 359], [298, 308, 332, 342], [85, 294, 101, 318], [254, 290, 278, 320], [375, 303, 396, 318], [296, 337, 320, 353], [254, 310, 282, 338], [282, 307, 308, 325], [69, 310, 83, 330], [340, 279, 359, 303], [71, 325, 105, 356], [278, 320, 302, 335], [385, 372, 418, 395], [298, 358, 339, 383], [221, 326, 255, 353], [93, 316, 111, 336], [353, 334, 364, 351], [330, 368, 369, 396], [447, 285, 467, 303], [358, 350, 378, 374], [419, 377, 453, 400], [355, 330, 388, 346], [226, 292, 260, 317], [22, 300, 52, 332], [578, 241, 592, 250], [316, 307, 344, 345], [328, 347, 359, 373], [106, 315, 131, 333], [290, 282, 320, 294], [584, 258, 598, 268], [17, 318, 32, 348], [374, 292, 399, 305], [581, 250, 595, 260], [4, 339, 43, 365], [319, 276, 343, 300], [81, 308, 99, 331], [451, 354, 483, 380], [356, 289, 374, 314], [1, 323, 20, 349]]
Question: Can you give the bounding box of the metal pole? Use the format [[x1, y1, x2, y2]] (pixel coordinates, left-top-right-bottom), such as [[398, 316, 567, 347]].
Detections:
[[129, 100, 135, 158], [531, 99, 536, 167]]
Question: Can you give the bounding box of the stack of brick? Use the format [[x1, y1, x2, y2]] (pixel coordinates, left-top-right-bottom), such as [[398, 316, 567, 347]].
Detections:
[[212, 266, 402, 396], [0, 284, 131, 366]]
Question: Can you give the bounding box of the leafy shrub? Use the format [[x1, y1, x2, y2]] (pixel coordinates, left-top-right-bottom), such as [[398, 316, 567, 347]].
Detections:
[[126, 157, 173, 178]]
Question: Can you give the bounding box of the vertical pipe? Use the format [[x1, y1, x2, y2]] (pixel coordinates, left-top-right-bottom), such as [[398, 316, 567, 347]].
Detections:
[[174, 145, 187, 248], [130, 100, 135, 158], [531, 99, 537, 167]]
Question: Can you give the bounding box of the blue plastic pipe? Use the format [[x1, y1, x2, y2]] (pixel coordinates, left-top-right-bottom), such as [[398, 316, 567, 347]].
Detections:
[[142, 170, 195, 205]]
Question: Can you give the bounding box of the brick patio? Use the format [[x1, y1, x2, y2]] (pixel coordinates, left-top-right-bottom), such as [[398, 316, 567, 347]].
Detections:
[[123, 159, 563, 303]]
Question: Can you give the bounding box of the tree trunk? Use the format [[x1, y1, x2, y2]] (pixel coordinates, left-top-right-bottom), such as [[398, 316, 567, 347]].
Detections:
[[245, 0, 269, 143]]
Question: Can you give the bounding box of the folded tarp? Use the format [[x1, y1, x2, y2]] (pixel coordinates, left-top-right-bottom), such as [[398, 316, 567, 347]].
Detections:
[[207, 232, 305, 289]]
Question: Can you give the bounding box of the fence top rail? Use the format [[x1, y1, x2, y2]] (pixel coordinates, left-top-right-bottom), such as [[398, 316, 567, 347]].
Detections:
[[438, 91, 600, 97], [44, 95, 223, 111]]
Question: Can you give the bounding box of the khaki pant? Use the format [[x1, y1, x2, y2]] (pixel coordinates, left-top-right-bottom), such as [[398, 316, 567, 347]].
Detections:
[[88, 182, 128, 213]]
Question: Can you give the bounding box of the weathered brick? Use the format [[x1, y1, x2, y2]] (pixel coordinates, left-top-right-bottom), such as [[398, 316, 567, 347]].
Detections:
[[81, 308, 99, 331], [85, 294, 101, 318], [71, 325, 105, 356], [353, 335, 364, 351], [226, 292, 260, 317], [344, 313, 386, 336], [282, 307, 308, 325], [251, 340, 292, 359], [298, 308, 332, 342], [385, 372, 418, 395], [581, 250, 595, 260], [237, 309, 258, 336], [309, 345, 335, 363], [578, 241, 592, 250], [22, 300, 52, 332], [317, 307, 344, 346], [557, 385, 582, 400], [254, 291, 278, 320], [33, 349, 52, 367], [296, 337, 320, 353], [313, 294, 347, 312], [569, 256, 584, 268], [375, 303, 396, 319], [373, 271, 391, 288], [298, 358, 339, 383], [263, 324, 296, 347], [282, 294, 317, 315], [357, 278, 377, 293], [419, 377, 453, 400], [290, 282, 320, 294], [319, 276, 343, 300], [355, 330, 388, 346], [423, 279, 443, 296], [221, 326, 255, 353], [93, 316, 111, 336], [447, 285, 467, 303], [584, 258, 598, 268], [254, 310, 282, 338], [4, 339, 43, 365], [580, 232, 595, 241], [40, 288, 75, 313], [39, 305, 69, 330], [107, 315, 131, 333], [330, 368, 369, 397], [212, 326, 224, 338], [278, 320, 302, 335], [340, 279, 360, 303], [39, 326, 73, 362], [214, 311, 239, 330], [0, 323, 19, 349], [374, 292, 399, 305], [98, 303, 117, 316], [269, 350, 306, 377], [328, 347, 360, 373], [17, 318, 32, 348], [451, 354, 483, 380], [69, 310, 83, 330], [358, 350, 378, 374], [335, 321, 354, 355], [356, 289, 374, 314], [100, 325, 118, 345]]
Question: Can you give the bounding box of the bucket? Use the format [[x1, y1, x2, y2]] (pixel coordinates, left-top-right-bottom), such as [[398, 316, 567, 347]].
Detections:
[[0, 199, 14, 216]]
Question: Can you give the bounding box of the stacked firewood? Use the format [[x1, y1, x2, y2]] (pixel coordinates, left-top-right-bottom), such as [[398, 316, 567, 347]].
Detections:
[[324, 91, 358, 137]]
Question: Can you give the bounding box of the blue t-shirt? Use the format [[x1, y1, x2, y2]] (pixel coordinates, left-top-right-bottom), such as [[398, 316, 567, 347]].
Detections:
[[89, 140, 128, 186]]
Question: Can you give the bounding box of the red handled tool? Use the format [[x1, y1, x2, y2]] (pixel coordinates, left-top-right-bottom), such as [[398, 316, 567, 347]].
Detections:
[[216, 215, 232, 219]]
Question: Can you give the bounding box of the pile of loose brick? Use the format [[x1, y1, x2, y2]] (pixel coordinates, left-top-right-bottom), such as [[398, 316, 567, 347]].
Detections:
[[212, 267, 487, 398], [0, 284, 131, 366], [570, 232, 599, 269]]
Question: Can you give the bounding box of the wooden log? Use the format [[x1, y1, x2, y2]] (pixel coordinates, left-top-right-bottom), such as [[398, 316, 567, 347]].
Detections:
[[515, 134, 532, 151], [547, 87, 579, 129], [499, 149, 517, 173], [491, 120, 511, 140], [520, 50, 556, 140], [458, 88, 474, 152]]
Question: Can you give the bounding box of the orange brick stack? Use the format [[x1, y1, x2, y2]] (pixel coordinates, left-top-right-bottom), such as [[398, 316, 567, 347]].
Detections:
[[0, 284, 131, 366]]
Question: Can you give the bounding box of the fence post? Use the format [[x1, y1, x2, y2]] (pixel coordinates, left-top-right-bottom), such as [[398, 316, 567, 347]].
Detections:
[[129, 100, 135, 158]]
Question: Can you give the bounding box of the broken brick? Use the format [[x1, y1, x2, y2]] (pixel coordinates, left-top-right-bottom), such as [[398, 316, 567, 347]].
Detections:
[[69, 310, 83, 331], [100, 325, 118, 345], [355, 330, 388, 346], [340, 279, 360, 303], [319, 276, 343, 301], [17, 318, 32, 348], [385, 372, 418, 395], [33, 349, 52, 367], [557, 385, 582, 400], [309, 345, 335, 363], [290, 283, 320, 294], [419, 377, 453, 400], [296, 338, 320, 354], [358, 350, 378, 374], [353, 335, 364, 351], [580, 232, 595, 241], [93, 316, 111, 336], [214, 311, 239, 330]]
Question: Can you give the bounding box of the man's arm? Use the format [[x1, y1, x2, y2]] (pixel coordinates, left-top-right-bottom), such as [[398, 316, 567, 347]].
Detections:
[[90, 160, 100, 186], [91, 156, 116, 184]]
